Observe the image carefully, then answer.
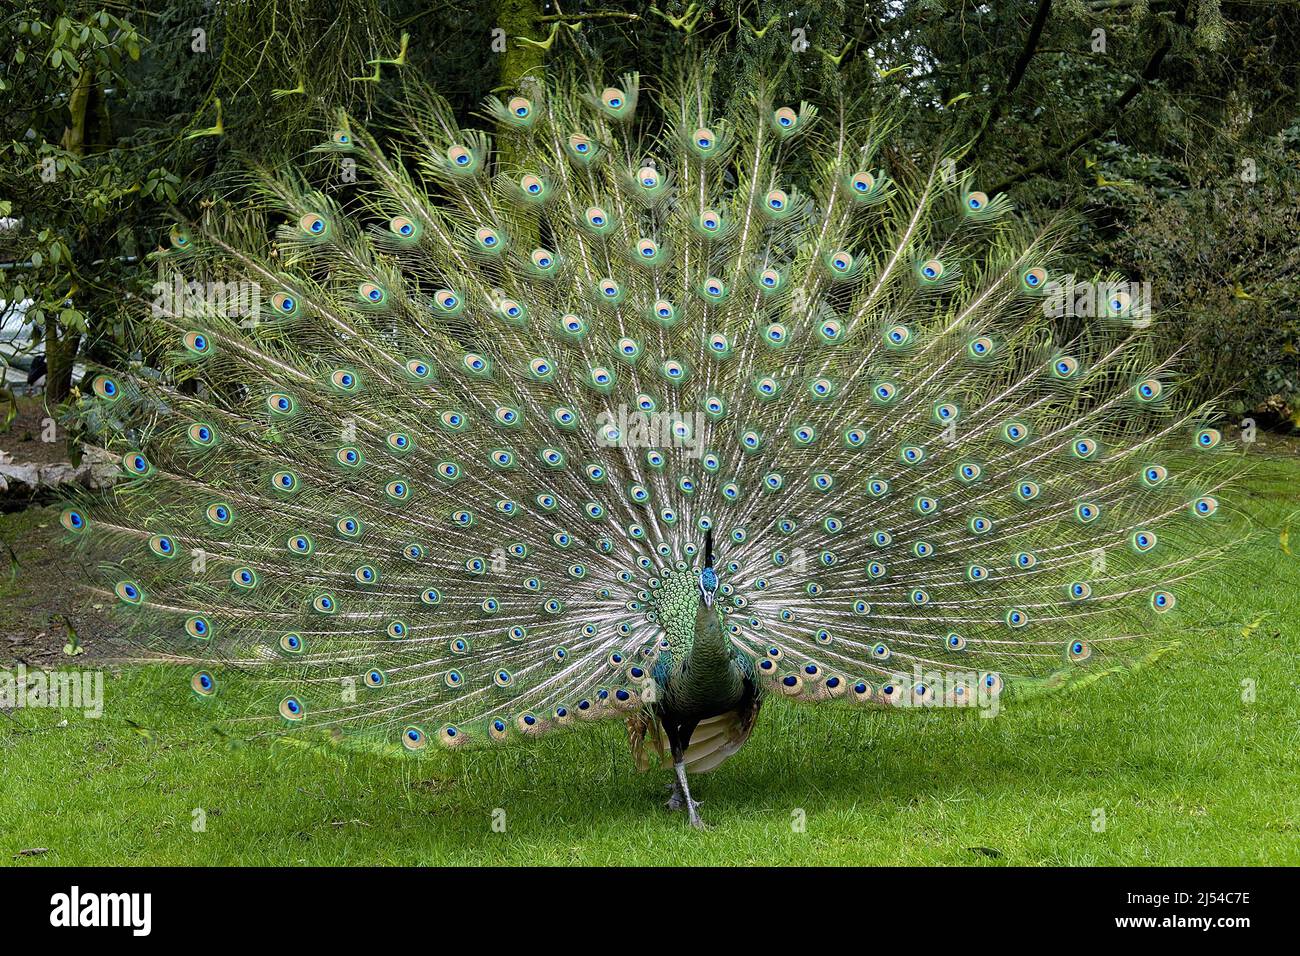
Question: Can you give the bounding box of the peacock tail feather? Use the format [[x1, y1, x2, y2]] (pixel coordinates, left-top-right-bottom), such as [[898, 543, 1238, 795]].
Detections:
[[59, 61, 1243, 754]]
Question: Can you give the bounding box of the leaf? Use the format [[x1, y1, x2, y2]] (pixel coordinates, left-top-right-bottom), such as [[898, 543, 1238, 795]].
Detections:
[[1240, 615, 1266, 639], [1281, 526, 1291, 556], [0, 387, 15, 430], [15, 848, 50, 858], [967, 846, 1002, 858], [878, 62, 915, 79]]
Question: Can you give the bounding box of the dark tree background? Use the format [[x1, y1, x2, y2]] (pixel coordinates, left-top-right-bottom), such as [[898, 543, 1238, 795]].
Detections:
[[2, 0, 1297, 422]]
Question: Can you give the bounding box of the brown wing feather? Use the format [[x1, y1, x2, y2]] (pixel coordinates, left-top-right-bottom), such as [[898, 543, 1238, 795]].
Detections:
[[626, 692, 763, 774]]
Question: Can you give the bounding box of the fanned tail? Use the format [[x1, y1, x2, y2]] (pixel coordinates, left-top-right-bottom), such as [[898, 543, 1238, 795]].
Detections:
[[59, 61, 1246, 753]]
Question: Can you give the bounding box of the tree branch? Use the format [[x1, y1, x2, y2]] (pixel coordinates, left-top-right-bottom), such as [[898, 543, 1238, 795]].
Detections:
[[989, 2, 1188, 194], [971, 0, 1054, 155], [537, 11, 640, 22]]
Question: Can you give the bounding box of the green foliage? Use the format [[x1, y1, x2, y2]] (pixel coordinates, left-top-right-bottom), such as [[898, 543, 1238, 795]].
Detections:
[[2, 0, 1297, 414], [1110, 131, 1300, 419], [1, 5, 151, 398], [0, 0, 484, 401]]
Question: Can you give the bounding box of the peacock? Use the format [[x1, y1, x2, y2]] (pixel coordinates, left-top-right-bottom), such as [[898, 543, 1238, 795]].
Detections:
[[58, 63, 1241, 828]]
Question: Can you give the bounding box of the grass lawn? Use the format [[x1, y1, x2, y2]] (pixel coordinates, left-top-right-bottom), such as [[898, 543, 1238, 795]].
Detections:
[[1, 450, 1297, 866]]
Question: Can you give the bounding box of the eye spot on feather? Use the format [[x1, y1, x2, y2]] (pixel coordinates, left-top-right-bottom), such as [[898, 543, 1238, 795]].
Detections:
[[182, 330, 211, 356], [188, 423, 217, 447], [191, 672, 216, 697], [60, 508, 88, 533], [1131, 530, 1158, 553], [886, 325, 912, 346], [115, 580, 144, 605], [185, 615, 212, 640], [298, 213, 328, 236], [122, 452, 152, 477], [773, 106, 798, 129], [1021, 266, 1047, 290], [92, 375, 120, 401], [850, 171, 875, 192], [446, 145, 475, 170]]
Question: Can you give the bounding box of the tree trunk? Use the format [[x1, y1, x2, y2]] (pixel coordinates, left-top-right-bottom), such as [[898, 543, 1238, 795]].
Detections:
[[495, 0, 546, 244], [497, 0, 546, 93], [46, 65, 111, 404], [44, 312, 81, 401], [43, 68, 96, 404]]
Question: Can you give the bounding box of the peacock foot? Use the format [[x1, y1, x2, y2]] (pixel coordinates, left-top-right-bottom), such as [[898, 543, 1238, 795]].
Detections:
[[664, 781, 686, 811], [686, 801, 706, 829], [664, 782, 703, 821]]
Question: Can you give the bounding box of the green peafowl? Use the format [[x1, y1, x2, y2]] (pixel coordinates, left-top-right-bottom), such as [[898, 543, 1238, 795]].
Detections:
[[59, 65, 1241, 829]]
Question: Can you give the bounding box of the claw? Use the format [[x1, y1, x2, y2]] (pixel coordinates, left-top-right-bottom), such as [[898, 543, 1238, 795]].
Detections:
[[687, 801, 706, 829]]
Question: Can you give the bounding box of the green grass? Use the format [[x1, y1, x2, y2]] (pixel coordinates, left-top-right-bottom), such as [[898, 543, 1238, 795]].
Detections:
[[1, 454, 1298, 866]]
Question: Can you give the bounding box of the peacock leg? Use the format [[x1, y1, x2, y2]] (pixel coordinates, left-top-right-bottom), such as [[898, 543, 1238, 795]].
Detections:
[[659, 719, 705, 827], [672, 762, 704, 828], [666, 777, 686, 811]]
